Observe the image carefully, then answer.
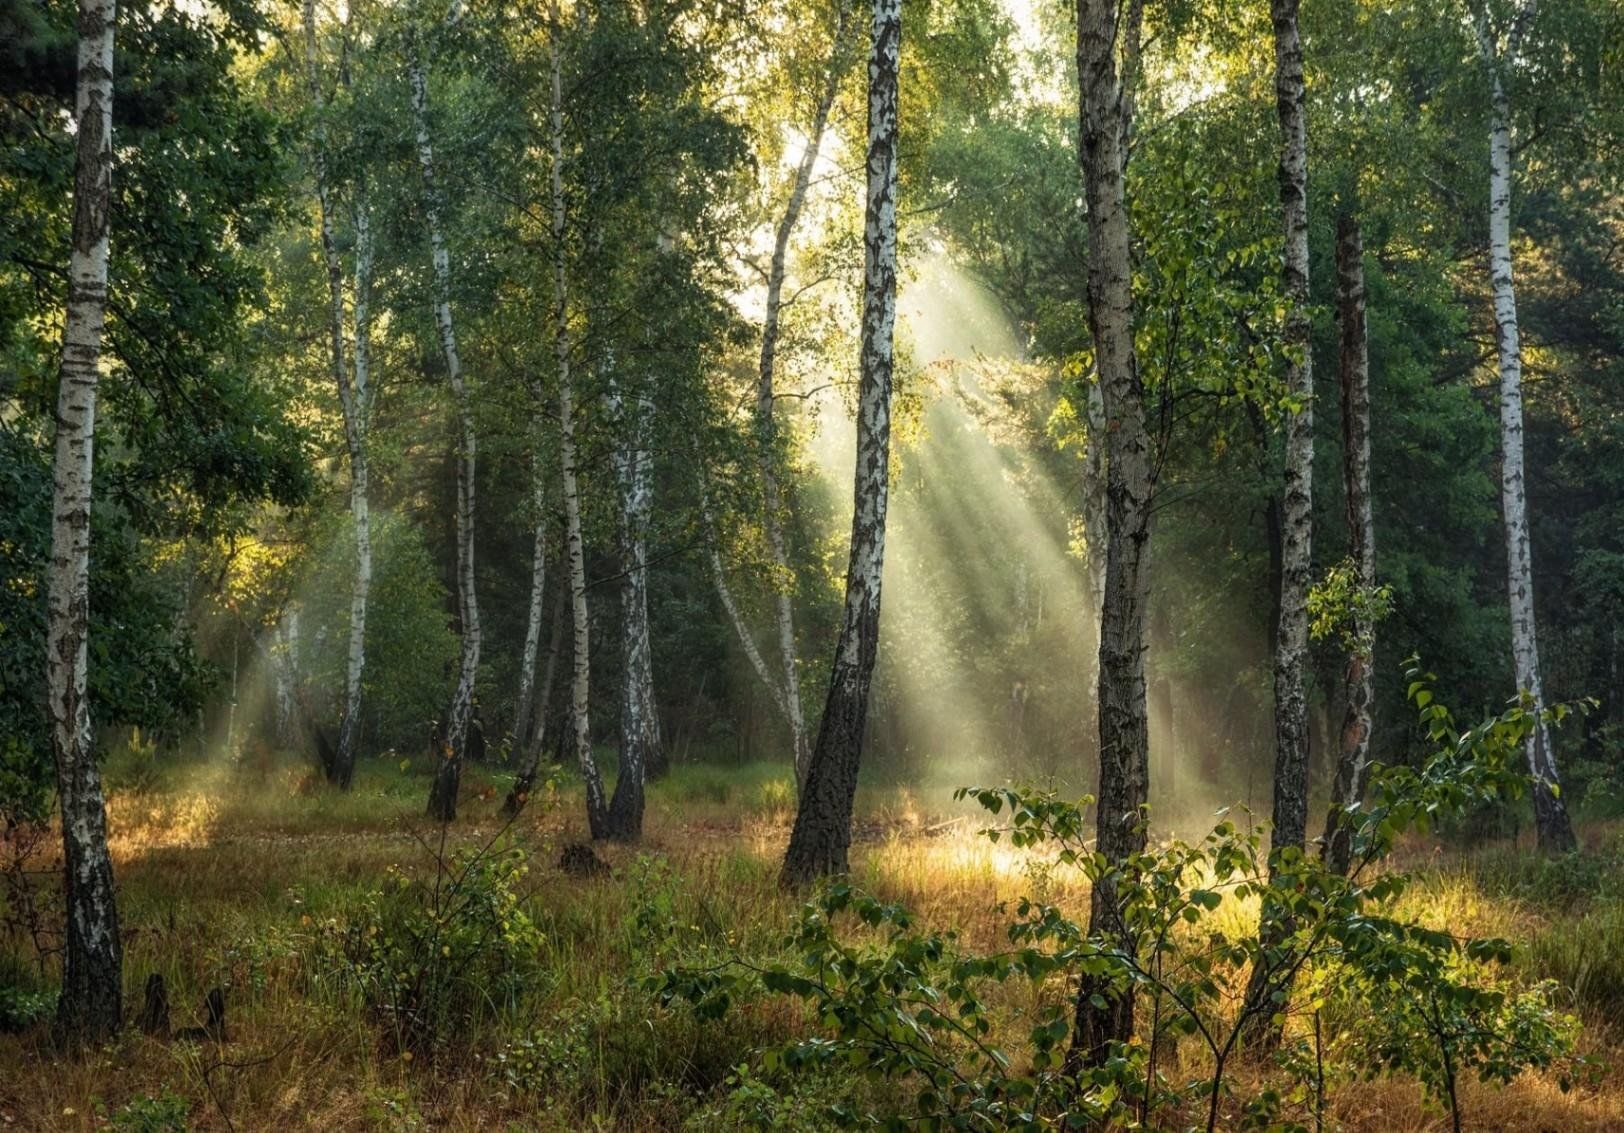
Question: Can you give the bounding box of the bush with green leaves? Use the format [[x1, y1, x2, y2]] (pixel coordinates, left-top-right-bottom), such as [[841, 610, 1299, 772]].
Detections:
[[314, 833, 546, 1055], [656, 669, 1585, 1132]]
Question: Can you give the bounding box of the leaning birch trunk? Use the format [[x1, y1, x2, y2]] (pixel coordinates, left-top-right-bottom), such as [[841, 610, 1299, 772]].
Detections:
[[410, 39, 481, 822], [511, 450, 548, 753], [1473, 0, 1576, 853], [505, 584, 566, 815], [1243, 0, 1316, 1048], [704, 479, 800, 730], [604, 384, 661, 839], [1067, 0, 1152, 1068], [339, 200, 374, 782], [753, 2, 850, 789], [1322, 210, 1376, 876], [780, 0, 900, 886], [302, 0, 371, 788], [48, 0, 121, 1043], [548, 3, 608, 837]]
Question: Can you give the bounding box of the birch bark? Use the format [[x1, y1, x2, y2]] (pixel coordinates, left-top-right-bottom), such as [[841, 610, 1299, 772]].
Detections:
[[1068, 0, 1152, 1067], [410, 33, 481, 822], [605, 382, 661, 839], [1266, 0, 1315, 865], [1241, 0, 1317, 1047], [547, 2, 608, 836], [1471, 0, 1575, 852], [780, 0, 899, 886], [48, 0, 121, 1042], [749, 2, 851, 788], [511, 451, 548, 756]]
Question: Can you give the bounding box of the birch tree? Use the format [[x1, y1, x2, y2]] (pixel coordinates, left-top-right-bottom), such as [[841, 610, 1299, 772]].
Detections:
[[780, 0, 900, 885], [1067, 0, 1152, 1067], [48, 0, 122, 1041], [1265, 0, 1315, 870], [409, 14, 482, 823], [712, 0, 854, 790], [510, 449, 549, 762], [1471, 0, 1577, 853], [548, 0, 610, 837], [1242, 0, 1315, 1045], [302, 0, 373, 789], [603, 379, 660, 839], [1323, 209, 1376, 876]]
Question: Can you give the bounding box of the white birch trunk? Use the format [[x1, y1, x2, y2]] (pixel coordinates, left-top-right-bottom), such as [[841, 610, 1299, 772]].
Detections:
[[340, 199, 374, 781], [604, 379, 661, 837], [512, 451, 548, 753], [1267, 0, 1315, 860], [1472, 0, 1576, 852], [1069, 0, 1152, 1065], [410, 37, 480, 821], [48, 0, 121, 1041], [750, 2, 851, 788], [781, 0, 900, 885], [548, 2, 608, 836]]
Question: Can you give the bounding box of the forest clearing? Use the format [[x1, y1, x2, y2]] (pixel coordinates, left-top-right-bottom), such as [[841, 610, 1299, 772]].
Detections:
[[3, 0, 1623, 1127], [5, 753, 1624, 1131]]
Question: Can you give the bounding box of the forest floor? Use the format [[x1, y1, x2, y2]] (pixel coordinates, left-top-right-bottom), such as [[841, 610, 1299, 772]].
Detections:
[[3, 751, 1624, 1131]]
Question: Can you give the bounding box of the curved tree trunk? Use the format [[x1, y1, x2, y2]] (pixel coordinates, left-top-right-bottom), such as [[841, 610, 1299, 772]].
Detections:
[[1241, 0, 1316, 1051], [505, 583, 566, 816], [511, 452, 549, 756], [49, 0, 121, 1044], [1472, 0, 1576, 854], [303, 0, 372, 790], [780, 0, 900, 886], [410, 37, 481, 823], [1323, 210, 1376, 876], [1068, 0, 1152, 1068]]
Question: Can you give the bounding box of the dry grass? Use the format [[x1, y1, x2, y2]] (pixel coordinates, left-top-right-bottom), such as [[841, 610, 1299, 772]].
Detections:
[[2, 755, 1622, 1130]]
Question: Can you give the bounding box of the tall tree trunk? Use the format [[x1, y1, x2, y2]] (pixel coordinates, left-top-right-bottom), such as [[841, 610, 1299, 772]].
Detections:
[[1244, 0, 1316, 1046], [49, 0, 121, 1044], [410, 38, 480, 823], [505, 582, 566, 815], [1266, 0, 1315, 860], [779, 0, 900, 886], [273, 606, 300, 749], [1323, 211, 1376, 876], [749, 2, 851, 789], [605, 384, 661, 839], [1472, 0, 1576, 853], [1081, 380, 1108, 768], [547, 2, 608, 837], [303, 0, 372, 789], [1068, 0, 1151, 1068], [512, 452, 549, 754]]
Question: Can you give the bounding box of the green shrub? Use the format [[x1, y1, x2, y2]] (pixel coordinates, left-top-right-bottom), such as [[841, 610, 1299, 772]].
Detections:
[[108, 1090, 189, 1132], [314, 838, 548, 1054]]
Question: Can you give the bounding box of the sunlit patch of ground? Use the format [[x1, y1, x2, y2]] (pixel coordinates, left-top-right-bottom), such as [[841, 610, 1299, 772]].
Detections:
[[3, 755, 1623, 1130]]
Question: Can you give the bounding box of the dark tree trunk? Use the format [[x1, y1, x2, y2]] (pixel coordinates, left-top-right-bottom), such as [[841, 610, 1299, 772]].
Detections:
[[780, 0, 900, 887], [1322, 211, 1376, 877], [1068, 0, 1151, 1069]]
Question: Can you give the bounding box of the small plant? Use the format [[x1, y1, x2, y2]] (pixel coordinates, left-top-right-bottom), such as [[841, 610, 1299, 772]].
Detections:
[[314, 828, 547, 1055], [107, 1089, 190, 1132]]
